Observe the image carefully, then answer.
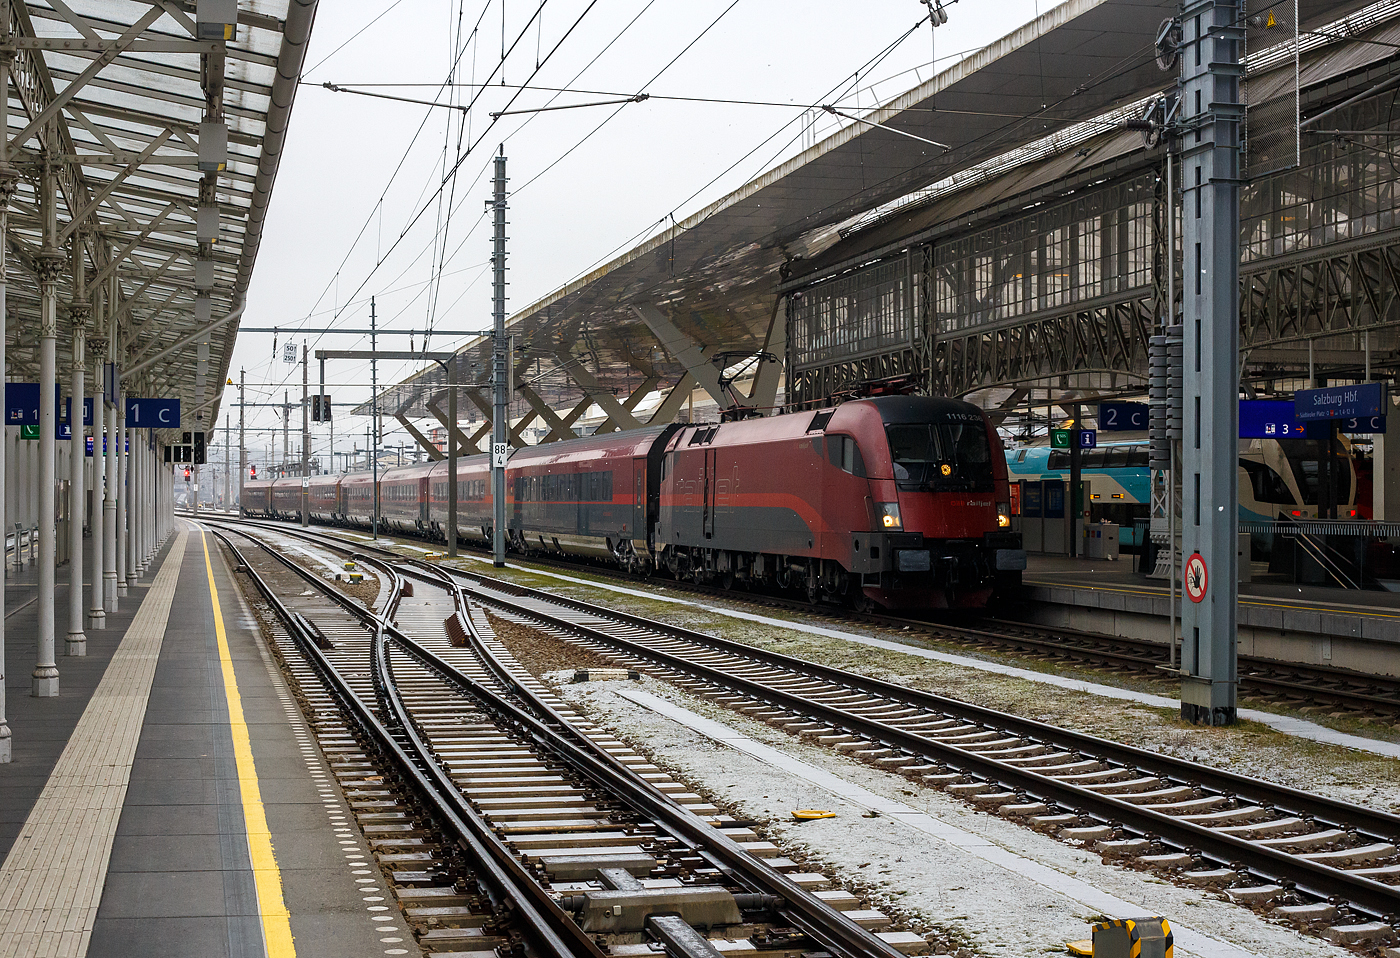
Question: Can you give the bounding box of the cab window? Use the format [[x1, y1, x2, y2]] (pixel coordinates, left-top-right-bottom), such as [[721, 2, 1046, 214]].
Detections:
[[826, 434, 866, 477]]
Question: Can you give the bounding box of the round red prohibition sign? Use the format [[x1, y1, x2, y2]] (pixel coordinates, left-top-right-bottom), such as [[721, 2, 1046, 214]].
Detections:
[[1184, 552, 1208, 603]]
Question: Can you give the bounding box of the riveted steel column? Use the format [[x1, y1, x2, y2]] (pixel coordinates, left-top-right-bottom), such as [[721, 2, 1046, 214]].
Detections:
[[1179, 0, 1240, 726], [66, 246, 89, 656], [33, 158, 62, 698], [0, 45, 15, 758]]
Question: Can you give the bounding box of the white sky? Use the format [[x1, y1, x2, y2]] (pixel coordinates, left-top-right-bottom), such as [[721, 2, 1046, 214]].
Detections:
[[223, 0, 1069, 469]]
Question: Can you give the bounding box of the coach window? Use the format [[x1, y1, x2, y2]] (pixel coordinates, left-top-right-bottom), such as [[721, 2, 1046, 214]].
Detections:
[[826, 435, 867, 477]]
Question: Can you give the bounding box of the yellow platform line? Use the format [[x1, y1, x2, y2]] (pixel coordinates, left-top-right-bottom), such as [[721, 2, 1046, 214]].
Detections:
[[200, 530, 296, 957]]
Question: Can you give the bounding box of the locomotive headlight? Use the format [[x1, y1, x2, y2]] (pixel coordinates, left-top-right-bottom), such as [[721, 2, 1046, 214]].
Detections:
[[878, 502, 903, 530], [940, 463, 952, 477], [997, 502, 1011, 528]]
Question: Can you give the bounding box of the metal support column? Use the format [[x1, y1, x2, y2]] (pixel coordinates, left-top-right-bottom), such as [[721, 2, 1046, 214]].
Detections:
[[0, 50, 14, 757], [103, 276, 118, 613], [301, 343, 309, 525], [491, 149, 508, 567], [1179, 0, 1240, 726], [88, 333, 105, 628], [370, 299, 379, 538], [125, 405, 136, 588], [116, 385, 128, 596], [33, 158, 61, 698], [444, 360, 458, 556], [66, 250, 88, 656], [223, 414, 230, 512], [238, 369, 246, 509]]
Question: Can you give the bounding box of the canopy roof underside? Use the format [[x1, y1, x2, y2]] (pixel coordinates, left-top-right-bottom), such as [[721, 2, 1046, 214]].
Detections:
[[4, 0, 305, 434], [372, 0, 1387, 422]]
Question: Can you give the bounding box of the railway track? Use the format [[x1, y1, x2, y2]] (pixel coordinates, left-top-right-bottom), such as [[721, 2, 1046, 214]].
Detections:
[[211, 522, 929, 958], [203, 516, 1400, 949], [188, 512, 1400, 722]]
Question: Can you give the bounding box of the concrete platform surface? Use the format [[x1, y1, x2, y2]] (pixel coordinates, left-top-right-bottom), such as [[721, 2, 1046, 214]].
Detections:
[[0, 520, 413, 958]]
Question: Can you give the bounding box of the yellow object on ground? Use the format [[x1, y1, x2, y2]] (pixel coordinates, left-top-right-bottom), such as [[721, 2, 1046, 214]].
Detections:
[[791, 809, 836, 821], [1065, 940, 1093, 956], [342, 560, 356, 570]]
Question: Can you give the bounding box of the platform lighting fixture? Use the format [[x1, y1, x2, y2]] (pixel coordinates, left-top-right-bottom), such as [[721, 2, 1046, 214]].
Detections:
[[196, 0, 237, 40], [197, 121, 227, 172]]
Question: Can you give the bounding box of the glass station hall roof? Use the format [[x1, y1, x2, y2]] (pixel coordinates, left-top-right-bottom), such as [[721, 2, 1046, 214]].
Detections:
[[371, 0, 1384, 426], [3, 1, 313, 434]]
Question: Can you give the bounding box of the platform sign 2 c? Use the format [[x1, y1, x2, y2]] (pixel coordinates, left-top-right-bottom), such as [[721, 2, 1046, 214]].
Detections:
[[1184, 552, 1208, 603], [1097, 402, 1148, 431]]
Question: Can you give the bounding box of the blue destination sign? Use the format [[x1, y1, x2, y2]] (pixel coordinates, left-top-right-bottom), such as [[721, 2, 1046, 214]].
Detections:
[[1240, 399, 1309, 439], [1295, 383, 1388, 422], [5, 383, 59, 426], [1097, 401, 1149, 431], [61, 397, 94, 427]]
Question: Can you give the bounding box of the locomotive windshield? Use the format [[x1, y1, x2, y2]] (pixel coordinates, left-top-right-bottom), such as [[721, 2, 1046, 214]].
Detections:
[[886, 421, 994, 491]]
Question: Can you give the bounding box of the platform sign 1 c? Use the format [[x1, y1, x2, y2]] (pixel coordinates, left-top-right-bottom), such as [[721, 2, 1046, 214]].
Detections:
[[125, 397, 180, 427], [1184, 552, 1208, 603]]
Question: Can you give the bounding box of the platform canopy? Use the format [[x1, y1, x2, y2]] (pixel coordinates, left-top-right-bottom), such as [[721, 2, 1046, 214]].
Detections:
[[372, 0, 1374, 427], [2, 0, 316, 433]]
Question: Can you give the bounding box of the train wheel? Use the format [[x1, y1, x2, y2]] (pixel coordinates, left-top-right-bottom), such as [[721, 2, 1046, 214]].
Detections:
[[721, 571, 735, 591]]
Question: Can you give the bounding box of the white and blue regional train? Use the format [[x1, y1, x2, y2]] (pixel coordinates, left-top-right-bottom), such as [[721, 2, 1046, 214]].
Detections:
[[1006, 436, 1357, 552]]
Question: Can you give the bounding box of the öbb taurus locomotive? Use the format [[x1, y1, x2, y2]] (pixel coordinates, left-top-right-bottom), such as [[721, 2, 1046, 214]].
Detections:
[[242, 396, 1025, 609]]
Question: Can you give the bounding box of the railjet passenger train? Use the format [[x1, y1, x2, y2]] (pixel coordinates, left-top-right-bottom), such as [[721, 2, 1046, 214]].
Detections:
[[242, 396, 1026, 610]]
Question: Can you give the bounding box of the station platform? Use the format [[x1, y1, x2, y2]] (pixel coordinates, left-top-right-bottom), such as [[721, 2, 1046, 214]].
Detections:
[[0, 519, 412, 958], [1017, 555, 1400, 676]]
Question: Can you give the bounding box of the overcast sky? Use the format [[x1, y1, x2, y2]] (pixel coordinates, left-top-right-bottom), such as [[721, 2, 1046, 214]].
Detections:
[[223, 0, 1068, 468]]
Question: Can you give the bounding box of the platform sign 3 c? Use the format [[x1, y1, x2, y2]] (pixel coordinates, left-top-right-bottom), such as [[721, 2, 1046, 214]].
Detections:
[[1184, 552, 1208, 603]]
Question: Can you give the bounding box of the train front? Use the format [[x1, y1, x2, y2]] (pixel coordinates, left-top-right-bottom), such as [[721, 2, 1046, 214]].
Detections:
[[840, 396, 1024, 609]]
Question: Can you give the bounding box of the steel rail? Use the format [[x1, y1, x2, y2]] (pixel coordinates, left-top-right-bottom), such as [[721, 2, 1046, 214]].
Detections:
[[440, 566, 1400, 921], [207, 527, 608, 958], [201, 517, 1400, 913], [401, 561, 904, 958], [216, 519, 900, 958], [203, 514, 1400, 718]]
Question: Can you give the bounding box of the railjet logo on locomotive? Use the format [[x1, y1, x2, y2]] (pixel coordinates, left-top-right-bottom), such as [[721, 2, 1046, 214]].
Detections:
[[243, 395, 1025, 611]]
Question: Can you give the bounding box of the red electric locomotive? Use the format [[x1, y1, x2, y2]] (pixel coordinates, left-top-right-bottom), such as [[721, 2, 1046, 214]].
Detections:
[[655, 396, 1022, 609]]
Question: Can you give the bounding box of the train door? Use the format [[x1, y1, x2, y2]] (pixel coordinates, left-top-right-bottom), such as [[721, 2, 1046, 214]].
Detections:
[[418, 476, 429, 524], [702, 448, 717, 539], [634, 466, 645, 541]]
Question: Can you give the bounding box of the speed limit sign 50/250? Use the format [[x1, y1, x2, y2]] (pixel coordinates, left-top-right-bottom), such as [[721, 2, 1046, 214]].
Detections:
[[1184, 553, 1208, 603]]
